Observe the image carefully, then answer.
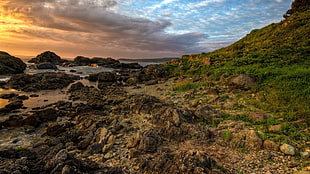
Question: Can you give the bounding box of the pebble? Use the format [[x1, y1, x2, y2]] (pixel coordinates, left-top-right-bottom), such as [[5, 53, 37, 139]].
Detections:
[[280, 144, 296, 155], [300, 152, 310, 158]]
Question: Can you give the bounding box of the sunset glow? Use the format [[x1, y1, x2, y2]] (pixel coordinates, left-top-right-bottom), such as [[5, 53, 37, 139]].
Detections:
[[0, 0, 292, 58]]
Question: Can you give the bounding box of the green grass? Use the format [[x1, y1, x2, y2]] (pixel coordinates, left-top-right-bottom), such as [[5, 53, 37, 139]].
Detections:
[[15, 146, 26, 150], [172, 80, 205, 92], [222, 130, 233, 141]]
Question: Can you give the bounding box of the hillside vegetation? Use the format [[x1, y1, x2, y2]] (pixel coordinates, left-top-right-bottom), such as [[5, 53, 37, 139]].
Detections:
[[165, 10, 310, 143]]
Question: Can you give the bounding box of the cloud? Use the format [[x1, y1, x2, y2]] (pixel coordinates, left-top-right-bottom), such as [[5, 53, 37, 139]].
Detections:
[[1, 0, 207, 57], [0, 0, 293, 58]]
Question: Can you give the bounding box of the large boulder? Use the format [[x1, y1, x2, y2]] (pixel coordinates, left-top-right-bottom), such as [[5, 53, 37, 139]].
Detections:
[[37, 62, 58, 69], [73, 56, 92, 66], [228, 74, 258, 89], [28, 51, 61, 64], [0, 51, 26, 74], [91, 57, 120, 66]]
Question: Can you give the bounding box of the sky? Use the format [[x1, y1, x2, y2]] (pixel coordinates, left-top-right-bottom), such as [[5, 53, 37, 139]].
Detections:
[[0, 0, 292, 59]]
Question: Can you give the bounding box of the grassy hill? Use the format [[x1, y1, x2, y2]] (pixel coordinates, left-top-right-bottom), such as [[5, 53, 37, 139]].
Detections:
[[165, 10, 310, 142]]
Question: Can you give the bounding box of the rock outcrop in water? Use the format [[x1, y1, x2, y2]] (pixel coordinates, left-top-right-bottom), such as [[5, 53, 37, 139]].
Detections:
[[5, 72, 80, 92], [28, 51, 63, 65], [72, 56, 143, 69], [0, 51, 27, 74]]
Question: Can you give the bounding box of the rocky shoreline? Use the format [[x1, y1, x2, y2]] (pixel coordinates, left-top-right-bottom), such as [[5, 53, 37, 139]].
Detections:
[[0, 51, 309, 174]]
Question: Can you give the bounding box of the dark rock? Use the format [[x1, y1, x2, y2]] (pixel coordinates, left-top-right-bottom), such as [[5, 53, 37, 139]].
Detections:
[[145, 80, 158, 86], [98, 72, 118, 82], [142, 64, 168, 80], [73, 56, 91, 66], [195, 105, 220, 121], [23, 115, 41, 127], [30, 94, 39, 97], [126, 77, 138, 85], [45, 149, 68, 170], [37, 62, 58, 69], [47, 124, 65, 136], [0, 100, 23, 113], [139, 150, 218, 173], [0, 93, 18, 99], [69, 82, 84, 92], [78, 132, 94, 150], [32, 108, 58, 122], [6, 73, 80, 92], [3, 115, 24, 127], [0, 51, 27, 74], [119, 63, 142, 69], [28, 51, 61, 64], [17, 95, 29, 100], [132, 129, 162, 153], [91, 57, 120, 67], [228, 74, 258, 89]]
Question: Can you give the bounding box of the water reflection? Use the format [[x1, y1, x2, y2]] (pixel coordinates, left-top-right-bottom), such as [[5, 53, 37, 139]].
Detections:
[[0, 99, 9, 108]]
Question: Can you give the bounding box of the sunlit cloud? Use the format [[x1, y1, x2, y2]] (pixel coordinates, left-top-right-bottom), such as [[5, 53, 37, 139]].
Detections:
[[0, 0, 292, 58]]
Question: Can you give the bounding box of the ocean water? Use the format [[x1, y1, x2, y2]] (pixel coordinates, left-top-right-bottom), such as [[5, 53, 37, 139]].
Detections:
[[25, 63, 115, 78]]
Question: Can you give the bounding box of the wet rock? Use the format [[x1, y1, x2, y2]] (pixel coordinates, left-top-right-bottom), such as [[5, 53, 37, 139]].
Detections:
[[6, 73, 80, 92], [91, 57, 120, 68], [0, 93, 18, 99], [0, 51, 27, 74], [73, 56, 91, 66], [28, 51, 62, 64], [2, 115, 24, 127], [37, 62, 58, 69], [17, 95, 29, 100], [23, 115, 41, 127], [0, 100, 23, 114], [30, 94, 39, 97], [47, 124, 65, 136], [228, 74, 258, 89], [280, 144, 296, 155], [68, 82, 84, 92], [32, 107, 59, 122], [119, 63, 142, 69]]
